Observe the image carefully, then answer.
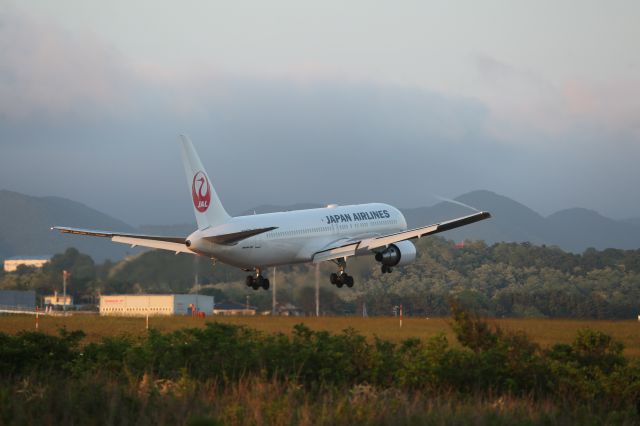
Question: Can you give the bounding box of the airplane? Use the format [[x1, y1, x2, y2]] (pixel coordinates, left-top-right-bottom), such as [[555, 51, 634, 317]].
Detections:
[[52, 135, 491, 291]]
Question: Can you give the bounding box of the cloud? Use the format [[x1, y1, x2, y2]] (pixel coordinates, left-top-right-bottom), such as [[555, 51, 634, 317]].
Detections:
[[474, 54, 640, 145], [562, 80, 640, 141], [0, 4, 135, 121], [0, 30, 505, 224], [0, 5, 638, 225]]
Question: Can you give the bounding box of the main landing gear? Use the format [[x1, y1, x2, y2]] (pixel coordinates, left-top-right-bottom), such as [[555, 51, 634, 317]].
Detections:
[[330, 272, 353, 288], [246, 268, 269, 290], [329, 258, 354, 288]]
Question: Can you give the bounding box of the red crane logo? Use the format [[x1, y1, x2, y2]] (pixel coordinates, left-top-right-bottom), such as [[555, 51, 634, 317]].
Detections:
[[192, 171, 211, 212]]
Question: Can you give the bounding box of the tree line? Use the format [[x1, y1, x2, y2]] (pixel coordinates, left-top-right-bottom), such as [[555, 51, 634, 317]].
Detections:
[[1, 237, 640, 318]]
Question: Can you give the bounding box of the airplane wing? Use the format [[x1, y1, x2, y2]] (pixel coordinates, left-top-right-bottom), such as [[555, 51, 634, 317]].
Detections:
[[312, 211, 491, 263], [51, 227, 192, 254]]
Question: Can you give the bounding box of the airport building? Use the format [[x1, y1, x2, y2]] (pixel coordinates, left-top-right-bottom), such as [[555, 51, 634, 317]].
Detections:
[[0, 290, 36, 311], [44, 292, 74, 307], [276, 302, 304, 317], [3, 256, 50, 272], [99, 294, 213, 317], [213, 301, 257, 316]]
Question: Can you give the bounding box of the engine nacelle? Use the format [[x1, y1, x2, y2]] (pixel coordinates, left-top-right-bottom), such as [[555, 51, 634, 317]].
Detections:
[[374, 240, 417, 267]]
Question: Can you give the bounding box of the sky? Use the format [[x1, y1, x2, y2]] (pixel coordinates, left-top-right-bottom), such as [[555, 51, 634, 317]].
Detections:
[[1, 1, 639, 225]]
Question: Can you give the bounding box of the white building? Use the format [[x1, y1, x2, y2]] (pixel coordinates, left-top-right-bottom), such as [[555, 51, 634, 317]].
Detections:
[[3, 256, 50, 272], [100, 294, 214, 317]]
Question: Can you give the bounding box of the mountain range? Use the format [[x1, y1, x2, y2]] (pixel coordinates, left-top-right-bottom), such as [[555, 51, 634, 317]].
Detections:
[[0, 190, 139, 262], [1, 189, 639, 262], [401, 191, 640, 252]]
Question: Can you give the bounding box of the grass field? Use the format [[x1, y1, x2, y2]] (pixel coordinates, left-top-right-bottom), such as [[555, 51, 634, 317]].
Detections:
[[3, 313, 640, 423], [2, 313, 640, 356]]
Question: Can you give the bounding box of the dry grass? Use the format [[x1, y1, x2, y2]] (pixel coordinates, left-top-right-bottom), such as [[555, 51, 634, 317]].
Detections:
[[2, 314, 639, 356], [5, 374, 631, 425]]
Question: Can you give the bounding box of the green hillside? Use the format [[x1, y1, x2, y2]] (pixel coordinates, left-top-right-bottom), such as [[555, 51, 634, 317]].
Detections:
[[3, 238, 639, 319], [403, 190, 640, 251], [0, 190, 137, 262], [1, 189, 639, 265]]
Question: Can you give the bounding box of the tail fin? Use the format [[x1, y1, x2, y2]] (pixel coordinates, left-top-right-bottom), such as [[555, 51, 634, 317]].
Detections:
[[179, 135, 231, 229]]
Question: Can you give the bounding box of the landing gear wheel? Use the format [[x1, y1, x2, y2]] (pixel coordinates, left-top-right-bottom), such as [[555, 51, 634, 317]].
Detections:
[[330, 258, 354, 288], [246, 276, 254, 287], [345, 275, 354, 288], [250, 275, 267, 290], [381, 265, 393, 274], [330, 273, 339, 285], [333, 273, 353, 288]]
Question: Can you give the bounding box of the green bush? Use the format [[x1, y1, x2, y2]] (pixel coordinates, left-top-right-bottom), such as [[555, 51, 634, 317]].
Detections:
[[0, 328, 84, 377], [0, 305, 637, 415]]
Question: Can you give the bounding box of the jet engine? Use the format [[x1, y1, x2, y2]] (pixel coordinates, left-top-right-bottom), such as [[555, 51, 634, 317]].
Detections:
[[374, 240, 417, 267]]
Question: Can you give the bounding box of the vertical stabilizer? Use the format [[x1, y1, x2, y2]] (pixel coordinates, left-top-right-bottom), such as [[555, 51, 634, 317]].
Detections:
[[179, 135, 231, 229]]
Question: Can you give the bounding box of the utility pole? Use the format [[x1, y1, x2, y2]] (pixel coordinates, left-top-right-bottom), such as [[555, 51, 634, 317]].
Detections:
[[194, 256, 199, 313], [62, 270, 69, 314], [315, 263, 320, 317], [146, 295, 150, 330], [272, 266, 277, 315]]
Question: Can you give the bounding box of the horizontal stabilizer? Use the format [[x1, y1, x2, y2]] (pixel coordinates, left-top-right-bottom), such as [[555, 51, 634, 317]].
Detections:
[[51, 226, 191, 253], [204, 227, 278, 245]]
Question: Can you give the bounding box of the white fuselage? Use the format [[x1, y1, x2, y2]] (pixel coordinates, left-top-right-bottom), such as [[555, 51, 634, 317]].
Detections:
[[186, 203, 406, 269]]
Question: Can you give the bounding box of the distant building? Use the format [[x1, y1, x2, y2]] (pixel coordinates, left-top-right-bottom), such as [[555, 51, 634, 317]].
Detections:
[[214, 301, 257, 316], [44, 291, 74, 307], [3, 256, 50, 272], [0, 290, 36, 311], [276, 302, 303, 317], [99, 294, 214, 317]]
